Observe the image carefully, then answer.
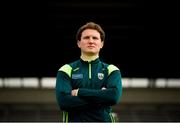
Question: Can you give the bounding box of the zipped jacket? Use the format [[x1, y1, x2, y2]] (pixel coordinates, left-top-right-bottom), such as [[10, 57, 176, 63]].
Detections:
[[56, 58, 122, 122]]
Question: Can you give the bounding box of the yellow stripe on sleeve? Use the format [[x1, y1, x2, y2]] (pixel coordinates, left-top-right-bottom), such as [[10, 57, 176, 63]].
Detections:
[[107, 64, 119, 76], [59, 64, 72, 78]]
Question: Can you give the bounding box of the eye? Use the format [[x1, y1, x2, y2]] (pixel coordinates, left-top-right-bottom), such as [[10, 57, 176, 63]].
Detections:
[[92, 36, 98, 40], [83, 36, 90, 39]]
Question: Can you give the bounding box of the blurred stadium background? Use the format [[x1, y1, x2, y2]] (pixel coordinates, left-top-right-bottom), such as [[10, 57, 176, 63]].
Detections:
[[0, 0, 179, 122]]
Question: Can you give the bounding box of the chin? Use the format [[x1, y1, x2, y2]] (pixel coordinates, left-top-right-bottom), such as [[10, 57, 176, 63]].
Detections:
[[86, 51, 97, 55]]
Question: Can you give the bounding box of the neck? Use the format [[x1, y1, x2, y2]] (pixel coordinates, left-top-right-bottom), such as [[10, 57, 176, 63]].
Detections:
[[80, 54, 99, 62]]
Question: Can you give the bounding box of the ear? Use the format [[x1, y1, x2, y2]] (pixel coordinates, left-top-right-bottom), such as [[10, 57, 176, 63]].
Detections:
[[100, 41, 104, 48], [77, 40, 81, 48]]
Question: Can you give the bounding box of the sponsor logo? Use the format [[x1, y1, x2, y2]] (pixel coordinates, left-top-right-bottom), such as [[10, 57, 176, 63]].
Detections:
[[72, 74, 83, 79]]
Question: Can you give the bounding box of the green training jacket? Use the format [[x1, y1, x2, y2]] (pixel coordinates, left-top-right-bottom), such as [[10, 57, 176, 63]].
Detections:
[[56, 58, 122, 122]]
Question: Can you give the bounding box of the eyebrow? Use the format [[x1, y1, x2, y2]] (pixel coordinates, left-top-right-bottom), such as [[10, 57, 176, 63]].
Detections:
[[83, 36, 99, 39]]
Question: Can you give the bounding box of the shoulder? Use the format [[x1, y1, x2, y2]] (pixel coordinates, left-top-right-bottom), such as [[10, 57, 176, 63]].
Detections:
[[107, 64, 120, 75], [58, 60, 80, 77], [101, 61, 119, 75]]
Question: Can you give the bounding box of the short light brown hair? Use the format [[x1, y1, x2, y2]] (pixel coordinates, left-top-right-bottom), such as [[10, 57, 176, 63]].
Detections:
[[76, 22, 105, 42]]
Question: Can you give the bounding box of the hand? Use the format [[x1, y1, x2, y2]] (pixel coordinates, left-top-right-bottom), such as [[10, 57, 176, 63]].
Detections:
[[101, 87, 106, 90], [71, 89, 79, 96]]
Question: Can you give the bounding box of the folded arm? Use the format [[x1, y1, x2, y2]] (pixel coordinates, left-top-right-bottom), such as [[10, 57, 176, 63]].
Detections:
[[56, 65, 96, 111], [73, 65, 123, 106]]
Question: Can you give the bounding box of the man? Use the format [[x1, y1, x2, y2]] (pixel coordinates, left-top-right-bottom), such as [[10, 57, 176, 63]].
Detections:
[[56, 22, 122, 122]]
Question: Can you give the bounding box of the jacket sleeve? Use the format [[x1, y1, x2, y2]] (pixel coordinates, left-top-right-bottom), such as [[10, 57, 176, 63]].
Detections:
[[55, 64, 96, 112], [77, 65, 122, 106]]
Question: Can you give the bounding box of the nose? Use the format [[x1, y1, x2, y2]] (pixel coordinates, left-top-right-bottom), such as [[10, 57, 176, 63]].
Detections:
[[88, 37, 94, 43]]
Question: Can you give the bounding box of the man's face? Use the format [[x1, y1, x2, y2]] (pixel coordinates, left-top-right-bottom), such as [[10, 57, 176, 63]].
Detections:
[[77, 29, 104, 55]]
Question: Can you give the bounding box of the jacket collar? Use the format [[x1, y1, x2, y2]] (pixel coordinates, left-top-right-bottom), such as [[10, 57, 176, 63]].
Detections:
[[80, 57, 100, 64]]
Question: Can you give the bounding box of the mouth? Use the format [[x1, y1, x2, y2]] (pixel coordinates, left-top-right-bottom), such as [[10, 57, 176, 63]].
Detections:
[[87, 45, 95, 48]]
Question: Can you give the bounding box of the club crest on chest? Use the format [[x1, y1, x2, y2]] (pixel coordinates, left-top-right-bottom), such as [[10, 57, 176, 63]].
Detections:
[[98, 73, 104, 80]]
